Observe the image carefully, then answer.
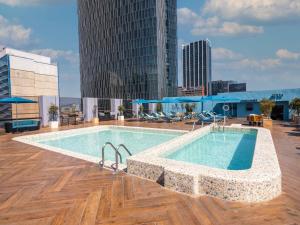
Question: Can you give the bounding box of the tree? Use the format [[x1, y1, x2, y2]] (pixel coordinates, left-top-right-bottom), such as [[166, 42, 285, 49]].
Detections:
[[48, 104, 58, 121], [156, 103, 163, 112], [259, 98, 275, 118], [290, 98, 300, 116]]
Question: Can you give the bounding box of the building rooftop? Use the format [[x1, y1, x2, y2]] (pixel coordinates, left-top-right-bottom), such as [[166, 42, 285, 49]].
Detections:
[[217, 88, 300, 102], [0, 47, 51, 64]]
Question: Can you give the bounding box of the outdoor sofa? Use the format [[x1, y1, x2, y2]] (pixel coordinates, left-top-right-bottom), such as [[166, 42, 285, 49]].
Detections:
[[4, 120, 40, 133]]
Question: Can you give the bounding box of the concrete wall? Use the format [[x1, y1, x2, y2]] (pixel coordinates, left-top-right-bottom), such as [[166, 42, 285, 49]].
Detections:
[[10, 69, 58, 97]]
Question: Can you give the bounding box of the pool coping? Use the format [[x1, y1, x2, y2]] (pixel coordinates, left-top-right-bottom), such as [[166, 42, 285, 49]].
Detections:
[[127, 124, 282, 202], [12, 125, 188, 171]]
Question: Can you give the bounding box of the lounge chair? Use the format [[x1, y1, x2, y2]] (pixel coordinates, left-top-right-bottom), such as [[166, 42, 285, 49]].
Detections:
[[197, 114, 215, 123], [144, 113, 156, 121]]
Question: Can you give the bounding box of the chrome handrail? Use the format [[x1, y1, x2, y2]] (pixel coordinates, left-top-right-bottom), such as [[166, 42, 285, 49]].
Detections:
[[117, 144, 132, 157], [100, 142, 122, 173]]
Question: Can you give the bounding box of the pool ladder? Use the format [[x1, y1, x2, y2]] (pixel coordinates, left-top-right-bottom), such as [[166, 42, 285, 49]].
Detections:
[[99, 142, 132, 173], [212, 120, 225, 132]]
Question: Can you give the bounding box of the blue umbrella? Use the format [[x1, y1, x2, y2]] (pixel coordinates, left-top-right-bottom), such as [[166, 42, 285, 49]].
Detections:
[[0, 97, 37, 119], [132, 99, 149, 104], [0, 97, 37, 104], [175, 97, 204, 103]]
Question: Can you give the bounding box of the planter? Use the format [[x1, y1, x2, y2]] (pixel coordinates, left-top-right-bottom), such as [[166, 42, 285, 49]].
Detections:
[[49, 121, 59, 129], [92, 118, 99, 124], [118, 115, 125, 121], [263, 118, 273, 128]]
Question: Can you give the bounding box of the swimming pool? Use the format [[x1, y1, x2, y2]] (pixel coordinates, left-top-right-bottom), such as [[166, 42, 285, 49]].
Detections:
[[127, 125, 281, 202], [14, 126, 184, 166], [165, 130, 257, 170]]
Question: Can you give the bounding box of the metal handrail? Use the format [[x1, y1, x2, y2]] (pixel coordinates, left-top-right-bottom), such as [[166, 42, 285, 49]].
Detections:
[[117, 144, 132, 157], [100, 142, 122, 173]]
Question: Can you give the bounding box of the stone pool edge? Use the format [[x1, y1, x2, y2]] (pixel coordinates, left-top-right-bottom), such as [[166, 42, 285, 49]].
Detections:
[[127, 125, 282, 203]]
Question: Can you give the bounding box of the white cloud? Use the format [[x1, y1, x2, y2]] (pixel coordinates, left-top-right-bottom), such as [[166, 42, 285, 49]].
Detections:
[[0, 15, 31, 46], [276, 49, 300, 60], [236, 58, 281, 70], [177, 8, 200, 25], [178, 8, 264, 36], [203, 0, 300, 22], [0, 0, 72, 6], [191, 21, 263, 36], [212, 48, 242, 60], [31, 48, 79, 64]]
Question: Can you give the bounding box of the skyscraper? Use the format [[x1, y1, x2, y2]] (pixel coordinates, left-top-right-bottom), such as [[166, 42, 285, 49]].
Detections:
[[182, 40, 212, 96], [77, 0, 177, 100]]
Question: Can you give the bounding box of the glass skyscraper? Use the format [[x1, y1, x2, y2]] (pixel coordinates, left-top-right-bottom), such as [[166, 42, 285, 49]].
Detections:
[[182, 40, 212, 96], [78, 0, 177, 100]]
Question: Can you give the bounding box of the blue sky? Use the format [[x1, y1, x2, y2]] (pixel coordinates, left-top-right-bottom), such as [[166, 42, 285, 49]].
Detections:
[[0, 0, 300, 97]]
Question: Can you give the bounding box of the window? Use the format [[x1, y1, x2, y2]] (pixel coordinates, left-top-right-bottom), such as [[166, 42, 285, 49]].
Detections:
[[246, 103, 254, 111]]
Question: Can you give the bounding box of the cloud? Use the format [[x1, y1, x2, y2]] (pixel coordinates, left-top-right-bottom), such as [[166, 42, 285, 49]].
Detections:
[[191, 21, 263, 36], [177, 8, 200, 25], [212, 48, 242, 60], [178, 8, 264, 36], [236, 58, 281, 70], [0, 0, 72, 7], [276, 49, 300, 60], [31, 48, 79, 64], [203, 0, 300, 22], [0, 15, 31, 46]]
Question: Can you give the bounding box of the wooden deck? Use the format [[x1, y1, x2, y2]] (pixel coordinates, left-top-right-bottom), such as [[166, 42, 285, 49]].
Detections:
[[0, 120, 299, 225]]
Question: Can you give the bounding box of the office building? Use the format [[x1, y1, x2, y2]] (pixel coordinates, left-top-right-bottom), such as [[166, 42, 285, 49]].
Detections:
[[182, 39, 212, 96], [0, 48, 58, 120], [78, 0, 177, 100], [211, 80, 246, 95], [229, 82, 247, 93]]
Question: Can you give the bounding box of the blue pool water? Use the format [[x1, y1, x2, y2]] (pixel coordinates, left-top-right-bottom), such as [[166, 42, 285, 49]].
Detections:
[[165, 130, 257, 170], [37, 128, 181, 162]]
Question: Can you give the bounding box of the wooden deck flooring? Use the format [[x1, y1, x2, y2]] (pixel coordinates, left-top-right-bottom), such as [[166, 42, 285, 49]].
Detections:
[[0, 120, 299, 225]]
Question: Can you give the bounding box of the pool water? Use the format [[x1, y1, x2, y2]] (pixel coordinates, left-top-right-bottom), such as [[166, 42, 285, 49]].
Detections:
[[165, 130, 257, 170], [37, 128, 181, 162]]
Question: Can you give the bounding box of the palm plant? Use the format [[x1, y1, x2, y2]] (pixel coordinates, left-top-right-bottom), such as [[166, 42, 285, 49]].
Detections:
[[48, 104, 58, 121], [259, 98, 275, 118], [290, 98, 300, 116]]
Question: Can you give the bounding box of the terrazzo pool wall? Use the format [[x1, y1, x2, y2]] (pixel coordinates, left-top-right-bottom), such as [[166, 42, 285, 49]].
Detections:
[[127, 125, 282, 202]]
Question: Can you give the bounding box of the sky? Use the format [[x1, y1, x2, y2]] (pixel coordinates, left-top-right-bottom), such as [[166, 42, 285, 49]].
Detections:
[[0, 0, 300, 97]]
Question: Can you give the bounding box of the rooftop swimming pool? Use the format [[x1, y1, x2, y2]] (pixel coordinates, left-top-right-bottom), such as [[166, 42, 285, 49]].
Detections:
[[127, 125, 281, 202], [165, 130, 257, 170], [14, 125, 281, 203], [14, 126, 184, 165]]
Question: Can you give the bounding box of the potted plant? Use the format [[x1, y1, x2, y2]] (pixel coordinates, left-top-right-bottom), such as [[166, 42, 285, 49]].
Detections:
[[139, 104, 144, 118], [118, 105, 125, 121], [259, 98, 275, 127], [156, 103, 163, 113], [92, 105, 99, 124], [48, 104, 59, 129], [185, 103, 194, 114], [290, 98, 300, 124]]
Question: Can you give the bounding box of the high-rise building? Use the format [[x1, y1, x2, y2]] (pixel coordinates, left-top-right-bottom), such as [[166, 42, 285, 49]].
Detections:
[[0, 48, 58, 120], [77, 0, 177, 100], [182, 39, 212, 96], [211, 80, 246, 95]]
